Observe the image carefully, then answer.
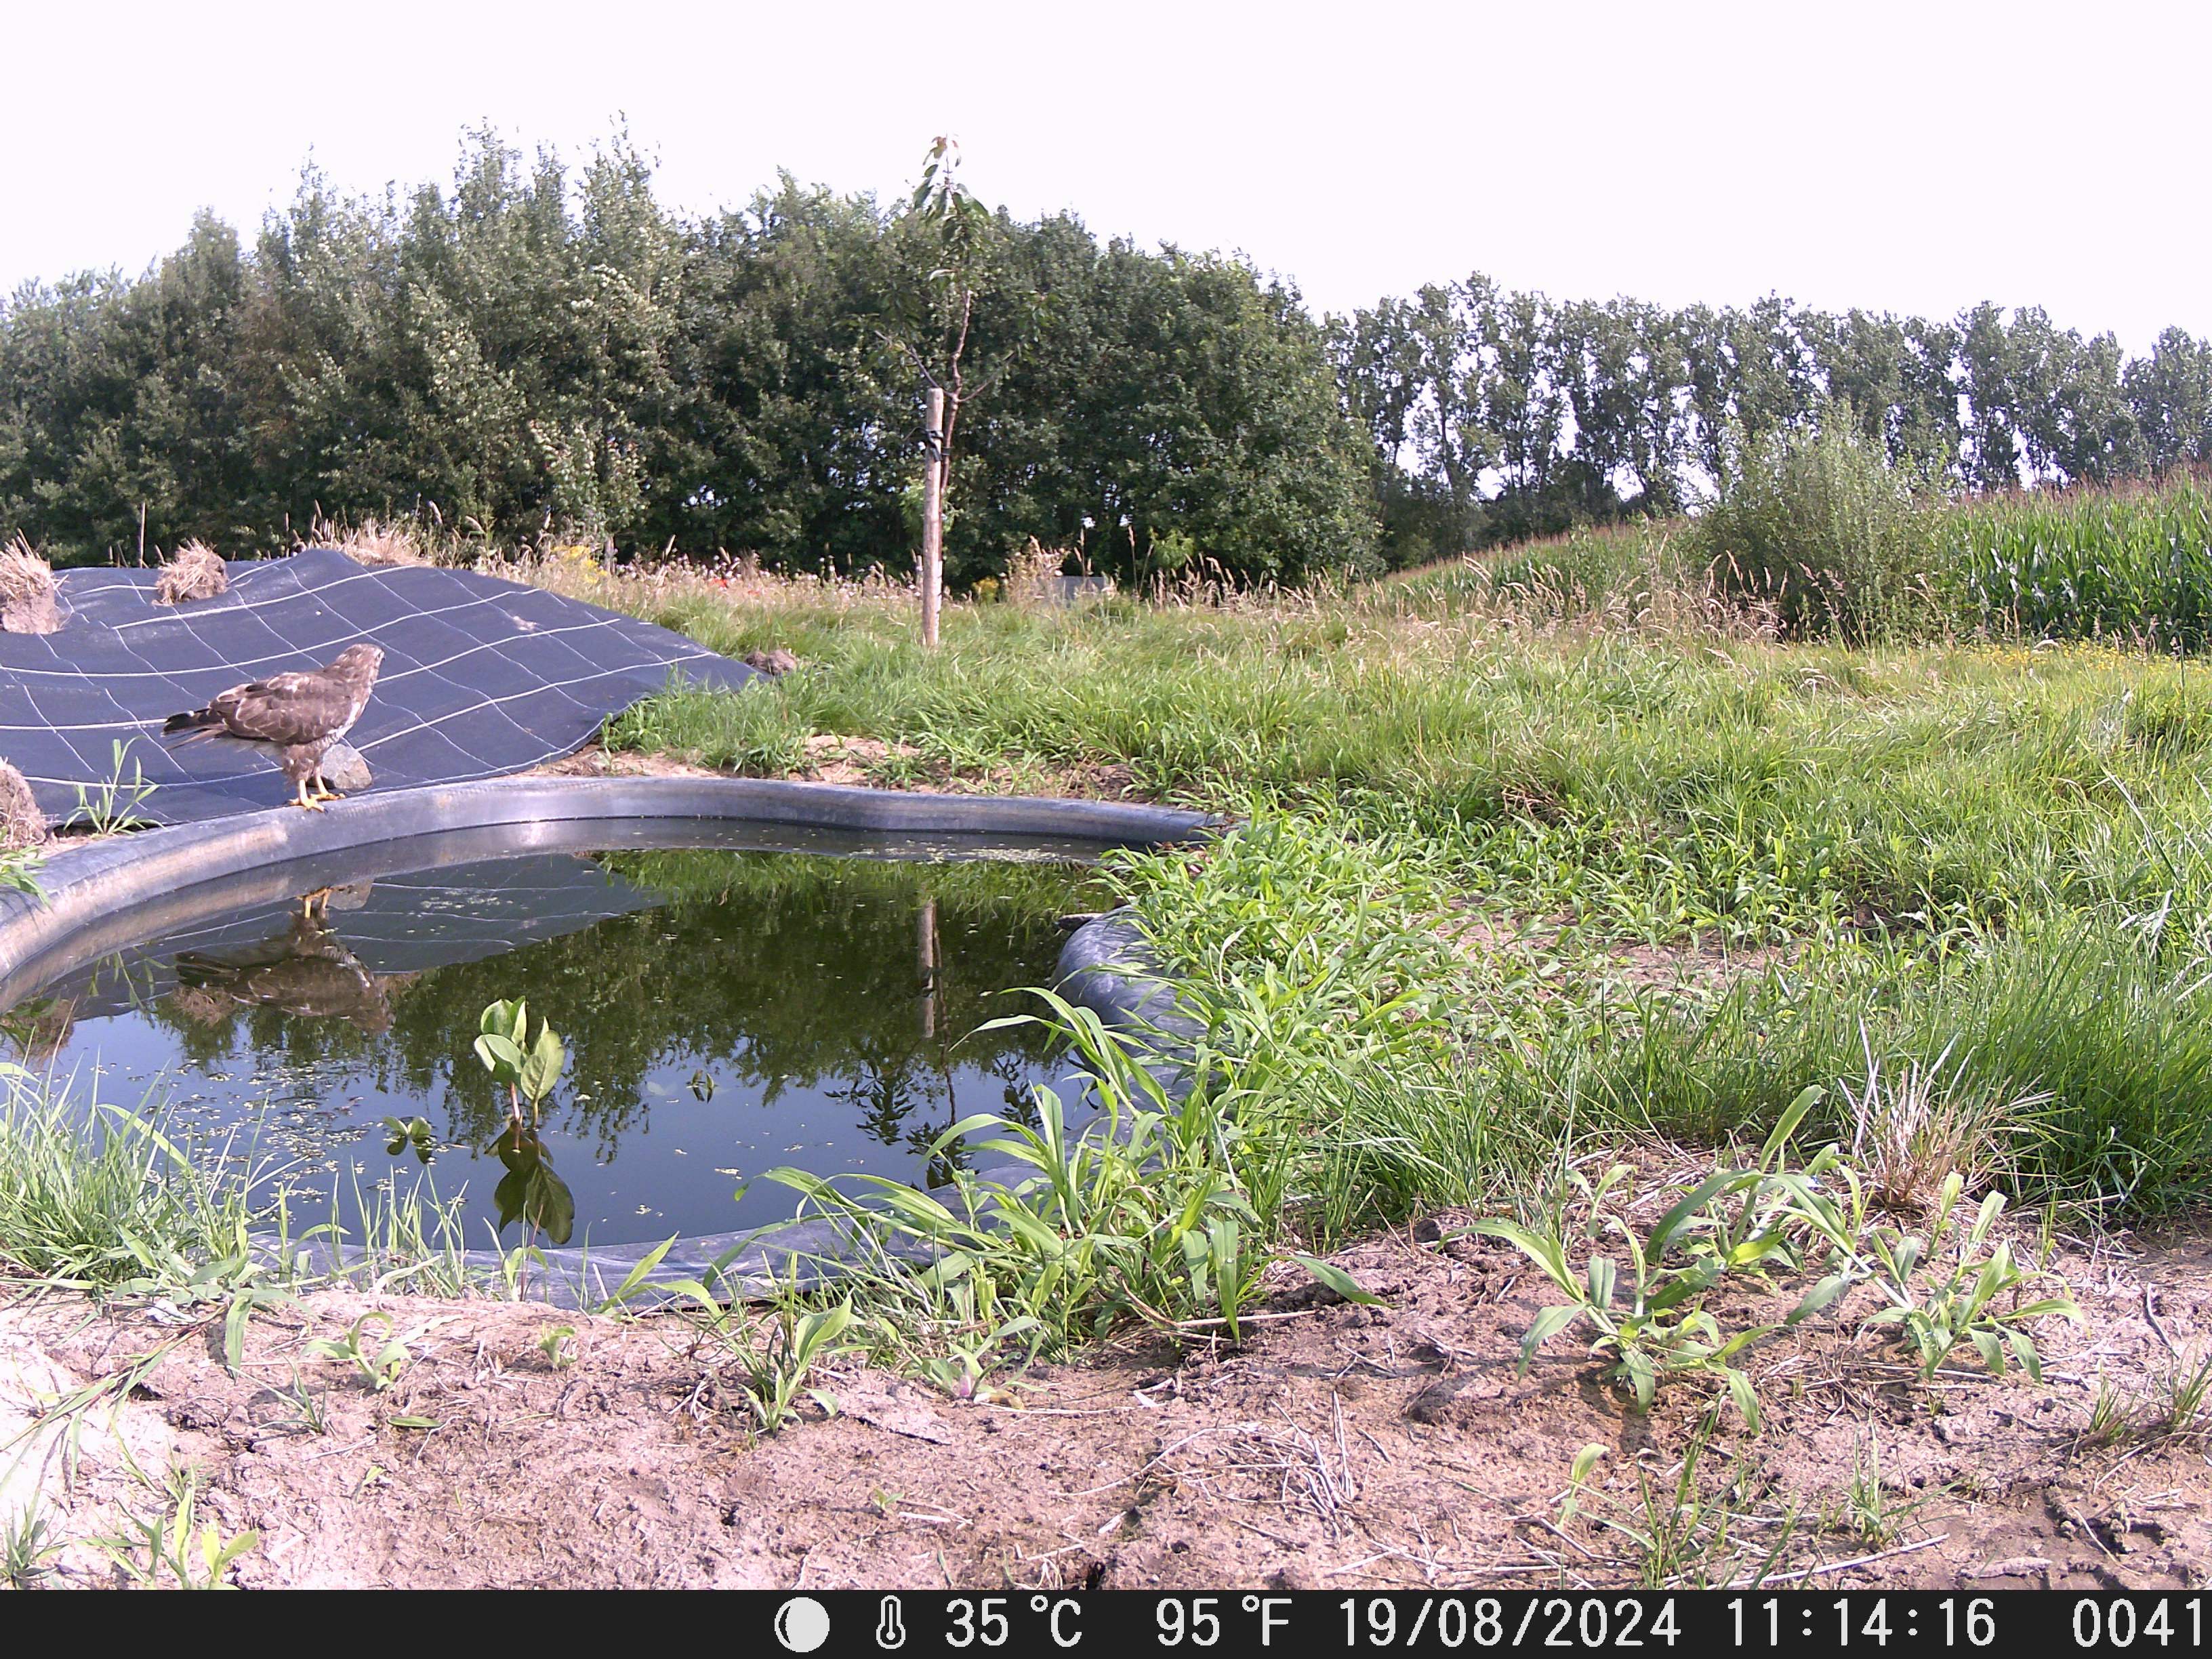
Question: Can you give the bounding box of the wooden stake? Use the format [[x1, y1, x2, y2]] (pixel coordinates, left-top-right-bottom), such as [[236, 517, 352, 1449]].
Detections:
[[922, 387, 944, 649]]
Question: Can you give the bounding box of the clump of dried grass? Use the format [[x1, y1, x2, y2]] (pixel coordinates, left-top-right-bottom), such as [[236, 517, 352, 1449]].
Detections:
[[0, 757, 45, 850], [1841, 1034, 2047, 1212], [333, 517, 429, 568], [0, 535, 60, 634], [153, 539, 228, 605]]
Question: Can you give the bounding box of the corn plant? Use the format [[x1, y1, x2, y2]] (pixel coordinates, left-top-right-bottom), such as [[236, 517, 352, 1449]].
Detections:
[[1469, 1087, 1832, 1427], [91, 1467, 258, 1590], [304, 1311, 411, 1393]]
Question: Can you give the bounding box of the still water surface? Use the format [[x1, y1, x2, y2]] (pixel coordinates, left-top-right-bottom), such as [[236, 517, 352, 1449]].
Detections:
[[16, 847, 1101, 1246]]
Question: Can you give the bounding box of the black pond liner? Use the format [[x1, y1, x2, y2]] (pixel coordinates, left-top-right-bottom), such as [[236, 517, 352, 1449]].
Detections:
[[0, 548, 757, 826], [0, 777, 1212, 1307]]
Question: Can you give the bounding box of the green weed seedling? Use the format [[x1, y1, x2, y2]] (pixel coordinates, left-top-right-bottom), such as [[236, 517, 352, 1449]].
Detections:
[[1469, 1087, 1831, 1427], [266, 1364, 332, 1437], [113, 1229, 295, 1377], [2081, 1378, 2134, 1448], [1, 1494, 64, 1589], [1554, 1416, 1798, 1589], [91, 1467, 258, 1590], [733, 1299, 857, 1432], [304, 1312, 411, 1393], [1839, 1437, 1909, 1547], [537, 1326, 579, 1370], [1805, 1170, 2082, 1380], [73, 739, 158, 836], [2155, 1353, 2212, 1440]]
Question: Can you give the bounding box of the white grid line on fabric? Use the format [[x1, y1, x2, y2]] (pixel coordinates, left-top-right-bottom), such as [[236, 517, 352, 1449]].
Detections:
[[98, 556, 379, 634], [1, 553, 748, 821], [352, 676, 611, 755], [0, 603, 722, 689]]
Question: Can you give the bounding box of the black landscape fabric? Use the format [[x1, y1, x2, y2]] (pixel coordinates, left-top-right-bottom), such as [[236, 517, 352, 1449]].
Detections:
[[0, 548, 758, 825]]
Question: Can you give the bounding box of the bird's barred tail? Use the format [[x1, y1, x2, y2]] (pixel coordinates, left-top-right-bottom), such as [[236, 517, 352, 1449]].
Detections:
[[161, 709, 224, 737]]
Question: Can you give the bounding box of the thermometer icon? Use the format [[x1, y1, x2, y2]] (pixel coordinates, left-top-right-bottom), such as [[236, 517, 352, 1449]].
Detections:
[[876, 1597, 907, 1650]]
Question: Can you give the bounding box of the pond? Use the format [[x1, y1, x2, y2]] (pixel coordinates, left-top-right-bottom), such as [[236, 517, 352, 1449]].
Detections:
[[9, 842, 1107, 1249]]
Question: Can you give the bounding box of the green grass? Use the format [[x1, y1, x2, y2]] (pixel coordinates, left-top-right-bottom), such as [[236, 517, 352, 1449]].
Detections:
[[563, 519, 2212, 1229], [0, 1071, 259, 1287], [13, 486, 2212, 1389]]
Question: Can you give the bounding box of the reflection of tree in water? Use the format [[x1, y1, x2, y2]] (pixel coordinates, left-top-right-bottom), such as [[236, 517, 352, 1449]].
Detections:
[[831, 1038, 941, 1149], [112, 851, 1090, 1167]]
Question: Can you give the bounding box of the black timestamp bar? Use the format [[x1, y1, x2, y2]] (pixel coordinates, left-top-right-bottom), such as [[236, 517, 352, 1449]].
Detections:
[[744, 1591, 2205, 1655]]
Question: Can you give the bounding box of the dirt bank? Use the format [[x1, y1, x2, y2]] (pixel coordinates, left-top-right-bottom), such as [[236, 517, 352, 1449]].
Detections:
[[5, 1210, 2208, 1590]]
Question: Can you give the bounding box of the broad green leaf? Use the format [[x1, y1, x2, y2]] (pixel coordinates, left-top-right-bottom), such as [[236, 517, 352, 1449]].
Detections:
[[1727, 1367, 1761, 1431], [519, 1020, 565, 1102], [1516, 1303, 1584, 1375], [474, 1033, 523, 1080], [1292, 1255, 1383, 1306], [1584, 1255, 1616, 1311], [1759, 1085, 1825, 1165], [594, 1235, 678, 1311], [1568, 1443, 1608, 1485], [1618, 1347, 1658, 1409]]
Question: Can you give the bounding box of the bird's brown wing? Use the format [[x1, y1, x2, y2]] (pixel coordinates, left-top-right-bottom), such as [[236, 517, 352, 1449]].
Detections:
[[208, 672, 349, 746]]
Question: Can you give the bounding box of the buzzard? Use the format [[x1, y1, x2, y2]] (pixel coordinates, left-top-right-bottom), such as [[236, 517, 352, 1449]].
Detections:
[[173, 893, 392, 1033], [161, 643, 384, 811]]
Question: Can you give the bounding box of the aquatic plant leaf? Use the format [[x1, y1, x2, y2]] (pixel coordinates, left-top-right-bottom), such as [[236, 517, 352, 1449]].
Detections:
[[474, 1033, 523, 1082], [519, 1021, 565, 1103]]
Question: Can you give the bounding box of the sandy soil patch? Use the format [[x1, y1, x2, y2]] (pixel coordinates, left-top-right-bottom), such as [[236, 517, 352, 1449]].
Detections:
[[534, 741, 1144, 803], [5, 1215, 2209, 1590]]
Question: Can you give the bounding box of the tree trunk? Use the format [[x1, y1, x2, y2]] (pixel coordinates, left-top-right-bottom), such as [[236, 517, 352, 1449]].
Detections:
[[922, 387, 945, 649]]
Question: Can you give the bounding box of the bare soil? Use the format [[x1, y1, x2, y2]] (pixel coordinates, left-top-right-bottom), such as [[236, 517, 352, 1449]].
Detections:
[[533, 740, 1143, 802], [7, 1210, 2211, 1591]]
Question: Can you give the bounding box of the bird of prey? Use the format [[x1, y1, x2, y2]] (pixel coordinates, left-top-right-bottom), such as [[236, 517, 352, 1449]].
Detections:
[[172, 895, 393, 1034], [161, 643, 384, 811]]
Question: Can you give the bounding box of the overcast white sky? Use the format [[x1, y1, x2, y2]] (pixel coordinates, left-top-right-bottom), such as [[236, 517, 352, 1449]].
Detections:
[[5, 0, 2205, 352]]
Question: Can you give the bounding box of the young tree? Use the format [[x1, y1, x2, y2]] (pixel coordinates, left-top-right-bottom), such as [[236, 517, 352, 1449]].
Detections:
[[887, 136, 1029, 642]]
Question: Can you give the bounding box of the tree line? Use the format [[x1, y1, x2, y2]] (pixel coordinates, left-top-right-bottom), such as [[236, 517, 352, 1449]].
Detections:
[[4, 129, 2209, 582], [0, 132, 1372, 583], [1332, 279, 2212, 564]]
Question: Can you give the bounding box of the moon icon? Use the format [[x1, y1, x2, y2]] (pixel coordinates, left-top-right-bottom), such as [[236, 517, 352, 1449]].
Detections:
[[776, 1597, 832, 1654]]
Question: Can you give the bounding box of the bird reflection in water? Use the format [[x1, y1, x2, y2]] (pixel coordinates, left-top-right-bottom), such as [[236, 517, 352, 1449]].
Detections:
[[170, 886, 392, 1035]]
